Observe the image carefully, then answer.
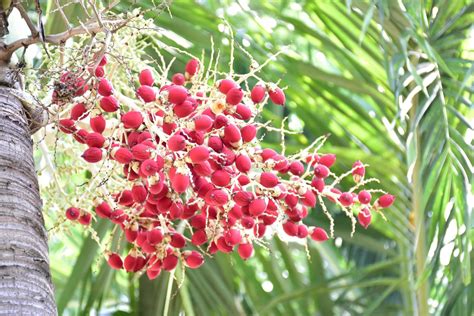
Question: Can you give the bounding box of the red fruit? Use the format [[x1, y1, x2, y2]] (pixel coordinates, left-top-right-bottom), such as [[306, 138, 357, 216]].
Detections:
[[319, 154, 336, 168], [311, 177, 325, 193], [218, 79, 237, 94], [310, 227, 329, 242], [94, 66, 105, 77], [251, 84, 266, 103], [140, 159, 158, 176], [189, 146, 210, 163], [170, 233, 186, 248], [98, 78, 113, 96], [112, 147, 133, 164], [205, 189, 229, 206], [59, 119, 76, 134], [147, 229, 163, 245], [116, 190, 133, 206], [234, 104, 252, 120], [162, 254, 179, 271], [168, 134, 186, 151], [95, 201, 112, 218], [131, 144, 151, 161], [208, 136, 223, 152], [261, 148, 277, 161], [90, 115, 106, 133], [338, 192, 354, 207], [191, 230, 207, 246], [216, 237, 233, 253], [194, 115, 213, 131], [147, 268, 161, 280], [185, 58, 200, 77], [314, 164, 330, 178], [282, 221, 298, 237], [172, 73, 185, 85], [358, 207, 372, 229], [358, 190, 371, 204], [249, 198, 267, 216], [132, 184, 148, 203], [268, 87, 285, 105], [259, 172, 279, 188], [78, 213, 92, 225], [183, 251, 204, 269], [238, 243, 254, 260], [226, 87, 243, 105], [139, 69, 154, 86], [241, 216, 255, 229], [211, 170, 231, 187], [173, 100, 195, 117], [289, 161, 305, 176], [124, 253, 137, 271], [73, 129, 88, 144], [352, 160, 365, 183], [171, 173, 190, 193], [100, 96, 119, 112], [168, 86, 188, 104], [82, 147, 103, 163], [86, 132, 105, 148], [122, 111, 143, 129], [224, 124, 241, 143], [224, 229, 242, 246], [65, 207, 80, 220], [233, 191, 253, 207], [241, 124, 257, 142], [235, 154, 252, 173], [110, 209, 126, 224], [99, 55, 107, 66], [137, 85, 156, 103], [297, 225, 309, 238], [70, 103, 88, 120], [301, 190, 316, 207], [107, 253, 123, 270], [377, 194, 395, 208]]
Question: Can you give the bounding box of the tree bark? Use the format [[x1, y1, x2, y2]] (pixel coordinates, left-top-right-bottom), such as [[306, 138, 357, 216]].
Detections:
[[0, 75, 56, 314]]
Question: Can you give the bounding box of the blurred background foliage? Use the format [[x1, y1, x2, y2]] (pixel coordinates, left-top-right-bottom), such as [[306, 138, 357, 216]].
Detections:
[[15, 0, 474, 315]]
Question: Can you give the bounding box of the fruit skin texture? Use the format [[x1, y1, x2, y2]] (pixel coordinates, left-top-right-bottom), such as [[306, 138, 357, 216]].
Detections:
[[226, 88, 244, 105], [358, 190, 371, 204], [82, 147, 102, 163], [251, 84, 266, 103], [238, 243, 254, 260], [168, 86, 188, 104], [108, 253, 123, 270], [185, 59, 199, 77], [268, 87, 285, 105], [98, 78, 113, 96], [260, 172, 279, 188], [122, 111, 143, 129], [358, 208, 371, 229], [66, 207, 80, 220], [100, 96, 119, 112], [137, 86, 156, 103], [183, 251, 204, 269], [90, 115, 106, 133], [189, 146, 210, 163]]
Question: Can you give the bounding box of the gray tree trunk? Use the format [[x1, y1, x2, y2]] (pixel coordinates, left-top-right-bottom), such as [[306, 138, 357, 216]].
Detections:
[[0, 68, 57, 314]]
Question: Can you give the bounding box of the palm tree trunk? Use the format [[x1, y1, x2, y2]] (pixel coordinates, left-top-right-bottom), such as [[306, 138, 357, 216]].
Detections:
[[0, 69, 56, 314]]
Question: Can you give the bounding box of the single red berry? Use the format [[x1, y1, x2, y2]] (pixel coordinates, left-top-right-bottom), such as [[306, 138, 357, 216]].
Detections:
[[233, 191, 254, 207], [234, 104, 253, 120], [289, 161, 304, 176], [98, 78, 113, 96], [174, 100, 195, 118], [112, 147, 133, 164], [249, 198, 267, 216], [99, 96, 119, 112], [59, 119, 76, 134], [85, 132, 105, 148], [107, 253, 123, 270], [313, 164, 330, 178], [99, 55, 107, 66], [132, 184, 148, 203], [193, 115, 214, 131], [377, 194, 395, 208], [95, 201, 112, 218], [238, 243, 254, 260], [310, 227, 329, 242], [282, 221, 298, 237], [358, 208, 372, 229], [211, 170, 231, 187], [124, 253, 137, 272], [90, 115, 106, 133], [297, 225, 309, 238], [172, 73, 185, 85], [352, 160, 365, 182], [168, 86, 188, 104], [94, 66, 105, 78], [301, 190, 316, 207], [78, 212, 92, 225], [189, 146, 210, 164], [137, 85, 156, 103], [121, 111, 144, 129], [185, 58, 200, 77], [131, 144, 151, 161], [358, 190, 371, 204], [224, 124, 242, 143], [338, 192, 354, 207], [171, 173, 190, 193], [319, 154, 336, 168], [168, 134, 186, 151], [241, 125, 257, 142], [191, 230, 207, 246], [251, 84, 266, 103], [70, 103, 88, 120], [226, 87, 243, 105], [81, 147, 103, 163], [139, 69, 154, 86], [183, 250, 204, 269], [268, 87, 285, 105], [241, 216, 255, 229], [162, 254, 179, 271], [235, 154, 252, 173], [311, 177, 325, 192], [140, 159, 158, 176], [205, 189, 229, 206], [65, 207, 80, 220], [224, 229, 242, 246], [261, 148, 277, 161], [259, 172, 279, 188], [73, 129, 88, 144]]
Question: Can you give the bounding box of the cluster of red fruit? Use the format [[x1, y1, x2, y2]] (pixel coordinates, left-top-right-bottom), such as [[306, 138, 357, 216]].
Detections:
[[59, 55, 394, 279]]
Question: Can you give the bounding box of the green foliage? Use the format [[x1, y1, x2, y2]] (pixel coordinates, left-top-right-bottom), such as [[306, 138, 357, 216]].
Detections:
[[36, 0, 473, 315]]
